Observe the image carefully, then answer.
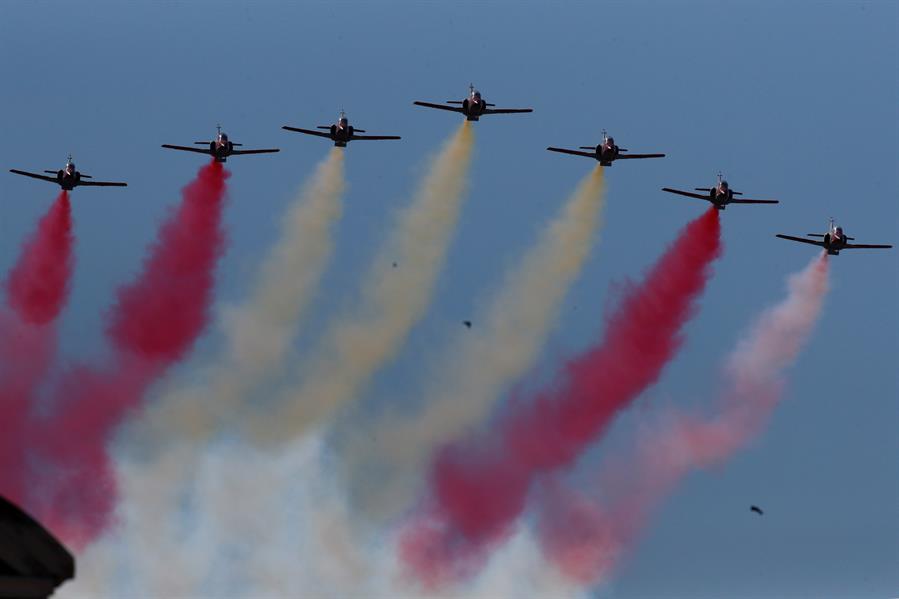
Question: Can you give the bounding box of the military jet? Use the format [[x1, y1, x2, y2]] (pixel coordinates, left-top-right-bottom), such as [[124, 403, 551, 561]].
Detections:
[[282, 111, 401, 147], [9, 155, 127, 191], [162, 125, 280, 162], [776, 219, 893, 255], [0, 494, 75, 598], [662, 173, 779, 210], [414, 84, 533, 121], [547, 130, 665, 166]]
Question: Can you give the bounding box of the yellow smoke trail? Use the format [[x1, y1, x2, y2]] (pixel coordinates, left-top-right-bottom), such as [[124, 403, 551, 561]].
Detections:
[[341, 165, 607, 519], [244, 122, 475, 445], [143, 148, 346, 441]]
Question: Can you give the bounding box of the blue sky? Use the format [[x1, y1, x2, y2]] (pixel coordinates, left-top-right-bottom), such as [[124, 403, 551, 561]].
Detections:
[[1, 2, 896, 597]]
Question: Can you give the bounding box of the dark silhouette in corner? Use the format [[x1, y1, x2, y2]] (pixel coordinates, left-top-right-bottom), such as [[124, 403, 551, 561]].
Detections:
[[0, 495, 74, 598]]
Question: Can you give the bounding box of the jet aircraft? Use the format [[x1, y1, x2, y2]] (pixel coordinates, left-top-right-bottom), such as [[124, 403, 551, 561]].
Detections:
[[414, 84, 533, 121], [282, 111, 401, 147], [547, 130, 665, 166], [9, 155, 127, 191], [162, 126, 279, 162], [662, 173, 779, 210], [776, 219, 892, 255]]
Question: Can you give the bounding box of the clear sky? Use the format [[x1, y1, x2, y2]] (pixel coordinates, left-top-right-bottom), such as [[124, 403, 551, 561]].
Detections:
[[1, 2, 896, 597]]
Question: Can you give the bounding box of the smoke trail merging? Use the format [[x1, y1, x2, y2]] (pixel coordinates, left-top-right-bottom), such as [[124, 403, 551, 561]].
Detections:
[[27, 161, 229, 547], [70, 434, 587, 599], [245, 121, 474, 445], [0, 192, 73, 505], [537, 253, 830, 585], [400, 208, 722, 587], [145, 147, 346, 443], [340, 165, 608, 521]]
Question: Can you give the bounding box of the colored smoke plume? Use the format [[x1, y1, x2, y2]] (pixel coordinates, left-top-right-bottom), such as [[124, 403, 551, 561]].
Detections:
[[26, 161, 229, 547], [536, 253, 830, 585], [401, 208, 722, 587], [146, 147, 346, 443], [6, 192, 73, 325], [340, 165, 608, 521], [246, 121, 474, 445], [0, 192, 74, 505]]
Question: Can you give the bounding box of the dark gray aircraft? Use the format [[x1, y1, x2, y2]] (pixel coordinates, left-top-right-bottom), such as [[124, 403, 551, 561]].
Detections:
[[776, 219, 893, 255], [0, 495, 74, 598], [282, 111, 401, 147], [547, 130, 665, 166], [9, 155, 127, 191], [662, 173, 779, 210], [162, 125, 280, 162], [414, 84, 533, 121]]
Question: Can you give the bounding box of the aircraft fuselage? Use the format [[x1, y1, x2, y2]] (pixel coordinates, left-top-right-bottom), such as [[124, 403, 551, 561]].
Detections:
[[821, 233, 846, 255], [461, 97, 487, 121], [54, 171, 81, 191], [330, 124, 354, 147], [589, 143, 620, 166], [209, 140, 234, 162]]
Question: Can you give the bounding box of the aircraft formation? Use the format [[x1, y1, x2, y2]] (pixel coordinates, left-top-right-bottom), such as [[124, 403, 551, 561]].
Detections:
[[7, 83, 893, 254]]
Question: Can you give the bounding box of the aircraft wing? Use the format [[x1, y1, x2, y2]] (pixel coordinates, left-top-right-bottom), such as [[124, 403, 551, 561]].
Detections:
[[78, 180, 127, 187], [661, 187, 709, 201], [546, 147, 596, 159], [161, 144, 211, 155], [482, 107, 533, 115], [351, 134, 402, 141], [731, 198, 779, 204], [9, 169, 59, 183], [230, 148, 280, 155], [616, 153, 666, 159], [413, 101, 464, 113], [282, 126, 333, 138], [775, 234, 825, 247], [843, 242, 893, 250]]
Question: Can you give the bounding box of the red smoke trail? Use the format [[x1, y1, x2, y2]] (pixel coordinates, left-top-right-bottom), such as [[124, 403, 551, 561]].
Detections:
[[7, 192, 74, 325], [28, 161, 229, 547], [0, 192, 73, 506], [537, 254, 830, 586], [401, 208, 722, 587]]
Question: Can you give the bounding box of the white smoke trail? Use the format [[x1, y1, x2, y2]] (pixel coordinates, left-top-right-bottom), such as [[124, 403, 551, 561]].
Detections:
[[536, 253, 830, 586], [341, 165, 608, 520], [65, 433, 585, 599], [244, 121, 475, 445]]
